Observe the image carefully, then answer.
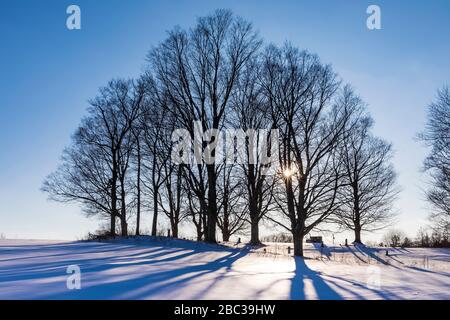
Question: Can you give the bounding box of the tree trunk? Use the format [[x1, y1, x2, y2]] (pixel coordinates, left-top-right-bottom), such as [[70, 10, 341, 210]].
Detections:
[[110, 152, 118, 237], [196, 225, 203, 242], [110, 214, 116, 237], [120, 179, 128, 237], [171, 221, 178, 239], [135, 138, 141, 236], [250, 219, 260, 245], [222, 228, 230, 242], [293, 231, 305, 257], [354, 225, 362, 244], [151, 191, 158, 236], [292, 221, 305, 257], [171, 166, 182, 240], [222, 190, 230, 242], [286, 176, 303, 255], [205, 165, 217, 243], [248, 164, 261, 245], [353, 186, 362, 244], [206, 213, 217, 243], [221, 221, 230, 242], [201, 199, 208, 240], [121, 218, 128, 237]]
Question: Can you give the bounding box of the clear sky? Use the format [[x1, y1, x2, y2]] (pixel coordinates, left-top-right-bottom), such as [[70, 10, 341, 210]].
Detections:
[[1, 0, 449, 242]]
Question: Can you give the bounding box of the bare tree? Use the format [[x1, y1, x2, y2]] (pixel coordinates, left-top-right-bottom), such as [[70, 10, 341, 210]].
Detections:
[[159, 165, 187, 238], [149, 9, 261, 243], [157, 110, 188, 238], [336, 90, 398, 244], [42, 134, 114, 229], [419, 86, 450, 222], [43, 79, 144, 236], [416, 227, 431, 247], [382, 229, 406, 247], [131, 127, 142, 236], [216, 164, 248, 242], [139, 77, 171, 237], [117, 122, 138, 236], [229, 59, 276, 245], [261, 44, 358, 256], [185, 184, 207, 241]]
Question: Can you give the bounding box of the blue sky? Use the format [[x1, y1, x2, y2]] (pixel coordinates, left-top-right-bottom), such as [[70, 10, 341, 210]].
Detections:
[[1, 0, 449, 241]]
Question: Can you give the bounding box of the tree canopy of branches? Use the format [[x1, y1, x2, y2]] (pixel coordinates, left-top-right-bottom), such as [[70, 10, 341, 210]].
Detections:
[[148, 9, 261, 243], [43, 79, 144, 236], [229, 58, 276, 244], [419, 86, 450, 226], [43, 10, 401, 255], [336, 96, 398, 244], [260, 44, 359, 256], [216, 163, 248, 241]]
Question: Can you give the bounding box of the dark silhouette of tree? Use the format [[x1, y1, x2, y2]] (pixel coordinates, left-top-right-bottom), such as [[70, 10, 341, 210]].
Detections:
[[43, 79, 144, 236], [185, 183, 207, 241], [159, 165, 187, 238], [335, 89, 398, 244], [261, 44, 358, 256], [131, 126, 142, 236], [382, 229, 406, 247], [419, 86, 450, 224], [148, 9, 261, 243], [216, 163, 248, 242], [42, 133, 114, 228], [157, 110, 188, 238], [139, 74, 171, 237], [229, 58, 276, 245]]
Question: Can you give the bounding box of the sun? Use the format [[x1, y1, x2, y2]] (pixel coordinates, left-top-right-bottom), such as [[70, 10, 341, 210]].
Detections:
[[283, 168, 292, 178]]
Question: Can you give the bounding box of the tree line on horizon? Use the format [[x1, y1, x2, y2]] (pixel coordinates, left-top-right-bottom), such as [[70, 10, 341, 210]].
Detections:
[[42, 10, 448, 256]]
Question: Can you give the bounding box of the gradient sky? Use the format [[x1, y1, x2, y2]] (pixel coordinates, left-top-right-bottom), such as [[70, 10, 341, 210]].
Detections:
[[1, 0, 449, 242]]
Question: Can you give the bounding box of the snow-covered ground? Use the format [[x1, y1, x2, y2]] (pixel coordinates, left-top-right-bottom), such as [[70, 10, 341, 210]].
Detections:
[[0, 238, 449, 300]]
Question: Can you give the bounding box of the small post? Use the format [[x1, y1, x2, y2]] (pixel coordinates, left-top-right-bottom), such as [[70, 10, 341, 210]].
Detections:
[[167, 229, 171, 238], [287, 246, 291, 255], [385, 250, 389, 256], [345, 239, 348, 246]]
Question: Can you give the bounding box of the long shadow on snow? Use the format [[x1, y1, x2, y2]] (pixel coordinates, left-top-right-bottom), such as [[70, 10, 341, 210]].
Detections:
[[312, 243, 332, 259], [354, 245, 397, 267], [346, 246, 367, 263], [290, 257, 343, 300], [41, 246, 251, 299], [0, 246, 188, 282], [0, 242, 145, 263]]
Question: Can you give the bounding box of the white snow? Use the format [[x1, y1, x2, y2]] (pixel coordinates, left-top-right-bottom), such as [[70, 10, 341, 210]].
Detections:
[[0, 238, 449, 300]]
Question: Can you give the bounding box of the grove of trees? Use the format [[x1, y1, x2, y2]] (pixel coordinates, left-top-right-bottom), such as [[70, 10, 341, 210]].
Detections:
[[43, 10, 401, 256]]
